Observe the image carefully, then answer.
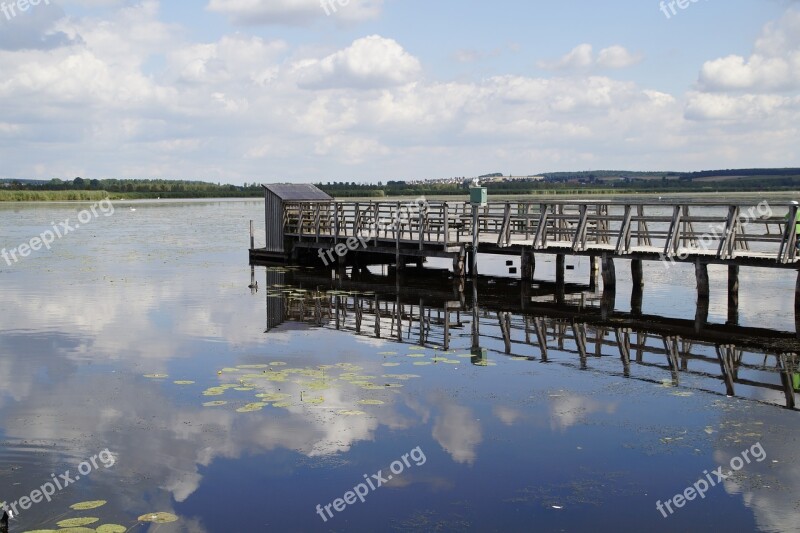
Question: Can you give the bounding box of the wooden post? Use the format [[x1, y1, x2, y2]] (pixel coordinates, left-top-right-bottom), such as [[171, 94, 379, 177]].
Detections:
[[556, 254, 565, 285], [695, 259, 710, 300], [249, 220, 255, 250], [631, 259, 643, 287], [728, 265, 739, 325], [589, 255, 599, 291], [521, 250, 535, 281], [795, 270, 800, 337], [471, 204, 478, 276], [601, 254, 616, 290]]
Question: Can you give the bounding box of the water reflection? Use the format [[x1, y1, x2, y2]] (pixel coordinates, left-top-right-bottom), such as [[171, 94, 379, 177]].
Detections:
[[261, 266, 800, 410]]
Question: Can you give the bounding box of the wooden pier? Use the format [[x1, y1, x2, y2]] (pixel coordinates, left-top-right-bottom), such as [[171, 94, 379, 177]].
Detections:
[[250, 192, 800, 312]]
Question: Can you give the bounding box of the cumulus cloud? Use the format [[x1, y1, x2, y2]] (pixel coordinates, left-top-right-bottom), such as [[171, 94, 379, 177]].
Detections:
[[206, 0, 383, 26], [698, 8, 800, 92], [538, 44, 642, 70], [294, 35, 422, 90]]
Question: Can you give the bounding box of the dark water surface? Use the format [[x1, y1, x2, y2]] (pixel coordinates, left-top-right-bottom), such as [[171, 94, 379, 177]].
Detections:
[[1, 199, 798, 532]]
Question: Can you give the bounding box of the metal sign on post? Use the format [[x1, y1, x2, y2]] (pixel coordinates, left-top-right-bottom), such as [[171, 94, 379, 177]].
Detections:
[[469, 182, 487, 276]]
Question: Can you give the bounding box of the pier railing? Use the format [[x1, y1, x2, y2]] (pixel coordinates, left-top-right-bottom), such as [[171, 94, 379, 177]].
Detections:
[[282, 200, 797, 264]]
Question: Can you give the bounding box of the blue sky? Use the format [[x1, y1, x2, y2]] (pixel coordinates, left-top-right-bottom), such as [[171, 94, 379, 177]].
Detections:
[[0, 0, 798, 183]]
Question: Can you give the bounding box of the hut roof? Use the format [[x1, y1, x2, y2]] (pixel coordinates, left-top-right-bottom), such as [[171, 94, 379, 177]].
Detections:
[[262, 183, 332, 201]]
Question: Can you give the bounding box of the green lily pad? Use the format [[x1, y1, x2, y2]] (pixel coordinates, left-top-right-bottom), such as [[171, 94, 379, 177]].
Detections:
[[143, 374, 168, 379], [236, 402, 267, 413], [57, 518, 100, 528], [97, 525, 127, 533], [255, 392, 290, 401], [237, 364, 269, 369], [70, 500, 107, 510], [338, 410, 367, 416], [273, 401, 293, 408], [382, 363, 401, 367], [413, 362, 432, 366], [173, 380, 195, 385], [202, 401, 227, 407], [358, 400, 385, 405], [138, 512, 179, 523]]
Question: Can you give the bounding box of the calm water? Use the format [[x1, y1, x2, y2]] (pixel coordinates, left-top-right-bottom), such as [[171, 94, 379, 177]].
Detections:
[[0, 199, 798, 532]]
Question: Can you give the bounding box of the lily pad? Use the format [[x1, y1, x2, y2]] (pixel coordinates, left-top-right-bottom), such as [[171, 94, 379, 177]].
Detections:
[[202, 401, 228, 407], [138, 512, 179, 523], [57, 518, 100, 528], [173, 380, 195, 385], [143, 374, 168, 379], [97, 525, 127, 533], [70, 500, 107, 511], [273, 401, 293, 408], [358, 400, 385, 405], [338, 410, 367, 416], [255, 392, 290, 401], [413, 362, 432, 366], [382, 363, 401, 367], [236, 402, 267, 413], [237, 364, 269, 369]]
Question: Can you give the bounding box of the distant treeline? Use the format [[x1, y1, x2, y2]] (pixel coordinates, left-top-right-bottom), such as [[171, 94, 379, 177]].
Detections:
[[2, 169, 800, 201], [1, 178, 264, 197]]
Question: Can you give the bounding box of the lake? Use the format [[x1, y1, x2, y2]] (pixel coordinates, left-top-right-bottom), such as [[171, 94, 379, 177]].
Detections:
[[0, 199, 798, 532]]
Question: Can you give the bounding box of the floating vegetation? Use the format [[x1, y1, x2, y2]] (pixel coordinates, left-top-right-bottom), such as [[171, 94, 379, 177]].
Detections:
[[382, 374, 420, 380], [70, 500, 107, 511], [57, 518, 100, 528], [202, 401, 227, 407], [97, 525, 127, 533], [382, 362, 401, 367], [378, 351, 397, 355], [221, 367, 239, 372], [236, 402, 267, 413], [672, 391, 693, 397], [202, 387, 226, 396], [138, 512, 179, 523], [270, 361, 287, 366], [273, 401, 293, 408], [234, 387, 255, 391], [413, 361, 433, 366], [143, 374, 168, 379], [338, 410, 367, 416], [358, 400, 385, 405], [237, 364, 269, 369], [173, 380, 195, 385], [303, 397, 325, 405], [255, 392, 290, 402], [406, 353, 426, 358]]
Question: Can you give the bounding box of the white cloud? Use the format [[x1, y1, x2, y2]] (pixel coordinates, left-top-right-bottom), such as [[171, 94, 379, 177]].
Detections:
[[206, 0, 383, 26], [698, 8, 800, 92], [538, 44, 642, 71], [293, 35, 422, 90]]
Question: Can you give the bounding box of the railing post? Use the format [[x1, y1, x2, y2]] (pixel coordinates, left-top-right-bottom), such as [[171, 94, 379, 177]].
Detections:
[[333, 201, 339, 245], [443, 202, 450, 250], [249, 220, 254, 250]]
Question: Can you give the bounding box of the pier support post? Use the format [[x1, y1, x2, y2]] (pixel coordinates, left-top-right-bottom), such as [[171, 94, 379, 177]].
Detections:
[[795, 270, 800, 337], [589, 255, 599, 291], [727, 265, 739, 326], [453, 249, 466, 278], [695, 260, 710, 300], [630, 259, 643, 315], [556, 254, 565, 286], [601, 254, 616, 291], [521, 250, 535, 281]]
